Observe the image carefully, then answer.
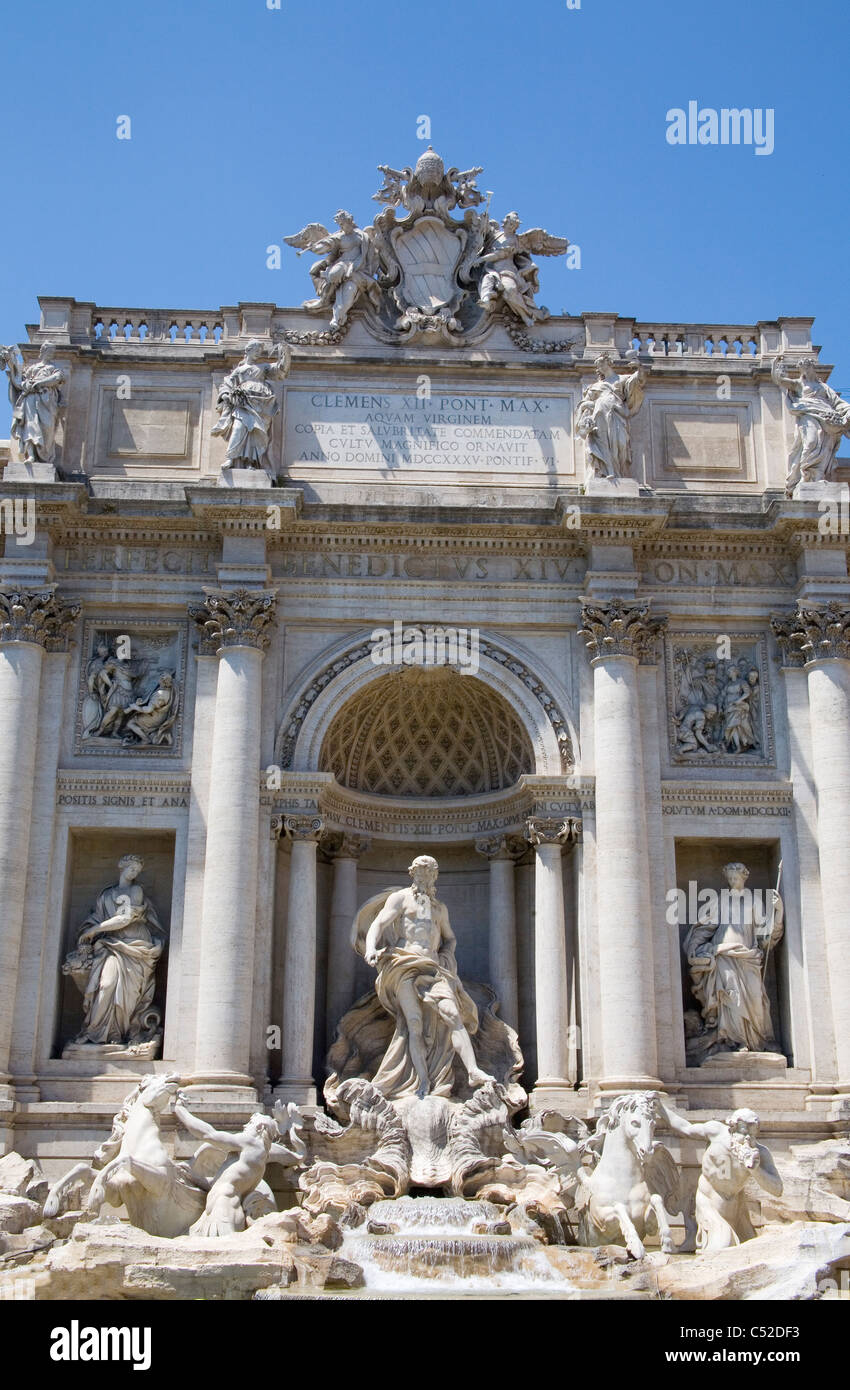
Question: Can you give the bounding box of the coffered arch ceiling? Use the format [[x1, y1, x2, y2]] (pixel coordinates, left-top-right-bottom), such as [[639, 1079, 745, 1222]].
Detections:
[[319, 667, 534, 798]]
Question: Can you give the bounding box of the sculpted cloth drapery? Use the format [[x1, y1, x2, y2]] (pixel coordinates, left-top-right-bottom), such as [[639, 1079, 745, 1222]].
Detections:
[[1, 341, 66, 464], [63, 859, 165, 1048], [575, 353, 648, 479], [211, 340, 290, 469], [684, 867, 783, 1055], [372, 941, 479, 1100], [772, 356, 850, 492]]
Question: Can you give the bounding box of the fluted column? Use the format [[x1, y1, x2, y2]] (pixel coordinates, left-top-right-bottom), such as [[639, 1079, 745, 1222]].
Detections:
[[475, 834, 525, 1030], [0, 589, 78, 1095], [773, 603, 850, 1085], [325, 833, 370, 1045], [276, 815, 324, 1105], [187, 588, 275, 1096], [525, 817, 579, 1098], [578, 598, 666, 1091]]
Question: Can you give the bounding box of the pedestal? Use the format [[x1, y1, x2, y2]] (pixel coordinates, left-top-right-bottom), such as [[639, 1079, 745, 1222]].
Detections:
[[3, 459, 59, 483], [218, 467, 274, 489], [584, 475, 640, 498]]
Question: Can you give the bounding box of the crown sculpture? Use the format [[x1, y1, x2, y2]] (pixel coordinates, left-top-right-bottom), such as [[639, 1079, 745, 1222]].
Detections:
[[284, 148, 568, 346]]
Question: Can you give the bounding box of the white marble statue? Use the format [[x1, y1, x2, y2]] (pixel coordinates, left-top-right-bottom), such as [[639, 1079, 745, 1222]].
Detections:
[[662, 1104, 782, 1252], [171, 1096, 305, 1237], [122, 671, 179, 746], [285, 211, 381, 330], [62, 855, 165, 1054], [356, 855, 495, 1101], [772, 355, 850, 494], [575, 351, 649, 480], [211, 339, 290, 471], [574, 1092, 693, 1259], [684, 862, 783, 1057], [474, 213, 566, 327], [0, 340, 67, 465]]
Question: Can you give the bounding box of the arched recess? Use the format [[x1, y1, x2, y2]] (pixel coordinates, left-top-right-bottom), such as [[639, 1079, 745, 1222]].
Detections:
[[274, 630, 579, 778]]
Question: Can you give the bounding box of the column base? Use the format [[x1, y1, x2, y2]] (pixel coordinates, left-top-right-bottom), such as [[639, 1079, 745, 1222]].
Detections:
[[273, 1079, 318, 1107], [180, 1072, 258, 1106], [530, 1078, 575, 1114]]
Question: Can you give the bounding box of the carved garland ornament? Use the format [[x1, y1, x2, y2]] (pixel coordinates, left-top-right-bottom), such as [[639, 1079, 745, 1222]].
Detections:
[[0, 587, 80, 650], [276, 636, 574, 773]]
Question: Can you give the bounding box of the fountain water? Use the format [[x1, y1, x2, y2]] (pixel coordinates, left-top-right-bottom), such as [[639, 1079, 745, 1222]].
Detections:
[[341, 1196, 573, 1294]]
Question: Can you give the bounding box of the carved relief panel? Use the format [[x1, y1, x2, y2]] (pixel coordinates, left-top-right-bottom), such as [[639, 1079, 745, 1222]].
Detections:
[[75, 620, 186, 756], [665, 632, 774, 767]]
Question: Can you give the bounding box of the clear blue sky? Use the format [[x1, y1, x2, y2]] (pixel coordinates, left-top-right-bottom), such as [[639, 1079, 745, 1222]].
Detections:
[[2, 0, 848, 384]]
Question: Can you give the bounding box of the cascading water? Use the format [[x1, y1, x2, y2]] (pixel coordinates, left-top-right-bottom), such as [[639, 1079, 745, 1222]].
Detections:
[[341, 1196, 575, 1294]]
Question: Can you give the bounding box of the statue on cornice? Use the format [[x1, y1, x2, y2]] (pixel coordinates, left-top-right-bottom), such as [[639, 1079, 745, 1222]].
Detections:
[[0, 340, 66, 465], [212, 339, 290, 472], [474, 212, 567, 327], [575, 350, 649, 480], [284, 210, 382, 330], [771, 356, 850, 495]]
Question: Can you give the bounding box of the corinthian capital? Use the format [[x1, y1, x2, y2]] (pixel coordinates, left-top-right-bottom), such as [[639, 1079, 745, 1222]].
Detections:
[[189, 588, 276, 653], [578, 597, 667, 665], [525, 816, 580, 848], [771, 601, 850, 667], [0, 587, 79, 650], [475, 834, 527, 861]]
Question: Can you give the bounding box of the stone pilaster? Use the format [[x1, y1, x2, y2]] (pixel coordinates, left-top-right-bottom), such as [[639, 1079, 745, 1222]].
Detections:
[[185, 588, 276, 1098], [525, 817, 580, 1100], [0, 588, 78, 1101], [475, 834, 526, 1030], [772, 602, 850, 1088], [276, 815, 324, 1106], [324, 832, 370, 1045], [578, 597, 666, 1092]]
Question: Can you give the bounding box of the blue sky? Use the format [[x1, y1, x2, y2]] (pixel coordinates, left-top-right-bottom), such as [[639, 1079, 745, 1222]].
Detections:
[[2, 0, 848, 384]]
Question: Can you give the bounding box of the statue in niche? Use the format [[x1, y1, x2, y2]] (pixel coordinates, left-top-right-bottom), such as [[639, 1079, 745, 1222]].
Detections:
[[211, 339, 290, 471], [672, 648, 762, 758], [284, 211, 382, 330], [474, 212, 566, 327], [358, 855, 495, 1100], [661, 1104, 782, 1252], [575, 351, 649, 480], [81, 633, 180, 747], [771, 355, 850, 494], [62, 854, 166, 1057], [684, 862, 783, 1060], [0, 340, 67, 465]]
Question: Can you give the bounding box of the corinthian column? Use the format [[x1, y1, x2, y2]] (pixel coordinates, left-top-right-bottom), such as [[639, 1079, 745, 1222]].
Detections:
[[475, 835, 525, 1030], [324, 833, 370, 1046], [772, 602, 850, 1086], [525, 817, 579, 1099], [276, 815, 324, 1106], [187, 588, 276, 1097], [0, 589, 78, 1095], [578, 598, 666, 1092]]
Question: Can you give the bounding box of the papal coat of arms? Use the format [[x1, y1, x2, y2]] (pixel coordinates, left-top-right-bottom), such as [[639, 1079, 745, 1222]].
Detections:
[[284, 148, 568, 345]]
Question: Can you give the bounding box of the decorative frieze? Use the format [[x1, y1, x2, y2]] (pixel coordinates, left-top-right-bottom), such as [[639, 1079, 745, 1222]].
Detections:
[[578, 597, 667, 664], [0, 587, 79, 650], [660, 782, 792, 819], [189, 588, 276, 653], [771, 602, 850, 667]]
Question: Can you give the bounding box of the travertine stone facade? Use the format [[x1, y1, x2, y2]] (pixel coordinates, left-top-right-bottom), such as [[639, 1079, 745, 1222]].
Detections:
[[2, 154, 850, 1173]]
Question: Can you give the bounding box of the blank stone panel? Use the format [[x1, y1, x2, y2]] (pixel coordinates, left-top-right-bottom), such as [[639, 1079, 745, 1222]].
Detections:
[[109, 397, 191, 457], [92, 382, 203, 477], [648, 401, 756, 487]]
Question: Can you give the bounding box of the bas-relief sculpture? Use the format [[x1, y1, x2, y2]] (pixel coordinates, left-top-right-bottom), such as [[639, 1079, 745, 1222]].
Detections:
[[0, 340, 66, 465], [684, 862, 784, 1062], [772, 355, 850, 494], [61, 855, 166, 1059], [671, 645, 763, 759], [285, 148, 567, 345], [81, 632, 180, 748], [211, 339, 290, 476]]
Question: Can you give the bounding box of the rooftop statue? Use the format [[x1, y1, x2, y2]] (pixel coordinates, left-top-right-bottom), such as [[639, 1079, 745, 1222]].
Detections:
[[211, 339, 290, 475], [575, 350, 650, 480], [474, 212, 566, 328], [772, 355, 850, 494], [0, 340, 66, 466], [284, 211, 382, 331]]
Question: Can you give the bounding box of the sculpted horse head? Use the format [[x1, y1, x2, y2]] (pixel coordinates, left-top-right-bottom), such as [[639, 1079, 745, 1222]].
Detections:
[[599, 1091, 660, 1165]]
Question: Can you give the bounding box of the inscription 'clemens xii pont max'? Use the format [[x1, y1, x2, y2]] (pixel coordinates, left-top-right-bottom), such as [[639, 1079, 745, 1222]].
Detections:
[[285, 390, 572, 477]]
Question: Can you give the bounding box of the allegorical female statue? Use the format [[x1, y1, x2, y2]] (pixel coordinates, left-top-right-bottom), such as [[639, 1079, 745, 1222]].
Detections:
[[684, 861, 783, 1058], [575, 350, 649, 480], [0, 340, 67, 465], [211, 339, 290, 472], [62, 855, 166, 1056], [771, 355, 850, 494]]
